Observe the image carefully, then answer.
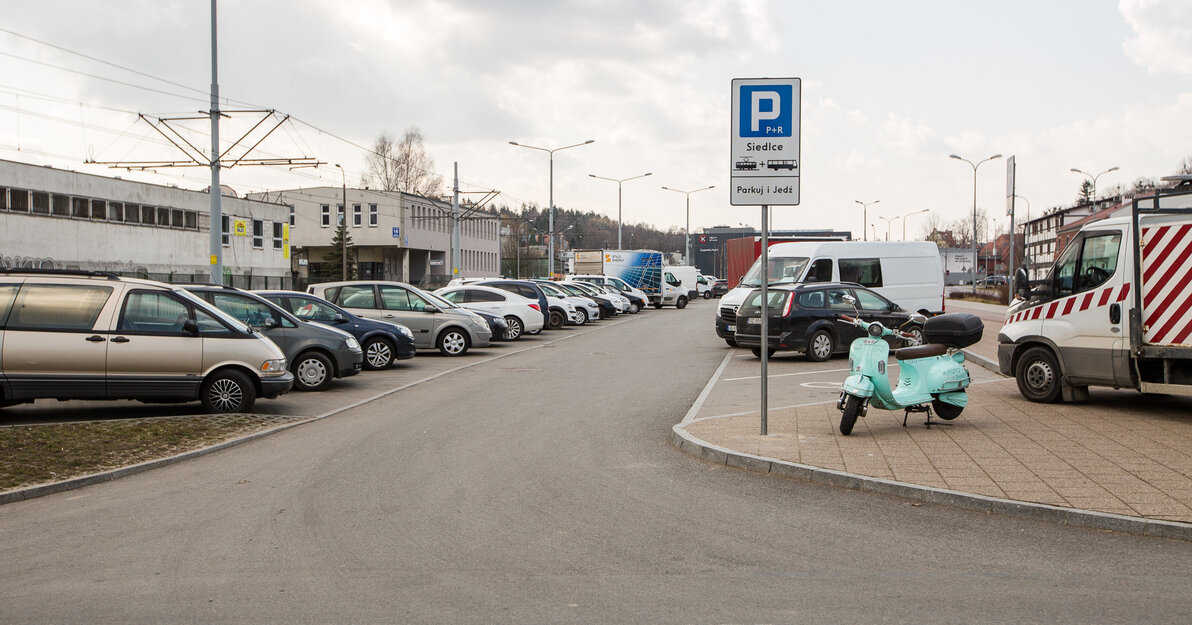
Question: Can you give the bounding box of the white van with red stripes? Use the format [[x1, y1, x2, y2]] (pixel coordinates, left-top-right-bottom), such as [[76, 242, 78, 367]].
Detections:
[[998, 185, 1192, 402]]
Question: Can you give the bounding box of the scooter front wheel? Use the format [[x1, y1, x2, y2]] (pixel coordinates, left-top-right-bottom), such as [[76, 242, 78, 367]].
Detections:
[[840, 394, 864, 435], [931, 399, 963, 420]]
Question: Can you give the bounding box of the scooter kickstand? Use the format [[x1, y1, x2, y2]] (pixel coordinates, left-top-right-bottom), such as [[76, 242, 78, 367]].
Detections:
[[903, 404, 949, 429]]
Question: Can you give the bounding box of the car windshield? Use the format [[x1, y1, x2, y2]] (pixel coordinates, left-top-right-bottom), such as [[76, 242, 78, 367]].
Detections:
[[537, 283, 564, 297], [557, 283, 587, 296], [422, 290, 457, 309], [174, 288, 250, 332], [740, 256, 810, 287]]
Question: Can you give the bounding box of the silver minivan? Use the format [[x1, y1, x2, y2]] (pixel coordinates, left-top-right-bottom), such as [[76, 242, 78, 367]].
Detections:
[[0, 269, 292, 413], [309, 281, 491, 356]]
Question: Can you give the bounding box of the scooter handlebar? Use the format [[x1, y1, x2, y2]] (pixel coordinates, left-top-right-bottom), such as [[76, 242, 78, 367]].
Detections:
[[838, 314, 858, 323]]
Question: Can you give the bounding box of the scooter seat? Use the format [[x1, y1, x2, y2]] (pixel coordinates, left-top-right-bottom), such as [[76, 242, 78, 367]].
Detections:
[[894, 343, 948, 360]]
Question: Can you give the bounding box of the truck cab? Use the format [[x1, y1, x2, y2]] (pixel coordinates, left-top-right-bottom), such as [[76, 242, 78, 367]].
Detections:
[[999, 187, 1192, 401]]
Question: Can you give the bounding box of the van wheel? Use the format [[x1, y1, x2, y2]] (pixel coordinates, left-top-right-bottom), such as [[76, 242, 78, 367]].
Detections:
[[292, 351, 334, 392], [653, 302, 663, 309], [362, 337, 395, 370], [438, 328, 470, 356], [807, 330, 835, 362], [703, 291, 712, 299], [548, 309, 566, 330], [1016, 347, 1062, 403], [676, 297, 688, 309], [503, 315, 523, 340], [201, 370, 257, 413]]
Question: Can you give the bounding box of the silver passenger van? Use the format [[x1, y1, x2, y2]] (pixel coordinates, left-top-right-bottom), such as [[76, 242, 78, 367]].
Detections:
[[0, 269, 292, 413]]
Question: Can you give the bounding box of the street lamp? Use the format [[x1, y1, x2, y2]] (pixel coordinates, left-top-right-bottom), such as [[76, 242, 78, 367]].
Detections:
[[854, 200, 879, 241], [589, 171, 651, 249], [1069, 166, 1119, 206], [662, 185, 715, 265], [334, 163, 347, 280], [950, 152, 1002, 294], [509, 139, 595, 277], [901, 208, 929, 241], [876, 216, 892, 241]]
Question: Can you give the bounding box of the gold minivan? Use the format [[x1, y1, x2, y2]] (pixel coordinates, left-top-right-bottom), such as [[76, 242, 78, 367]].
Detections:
[[0, 269, 292, 413]]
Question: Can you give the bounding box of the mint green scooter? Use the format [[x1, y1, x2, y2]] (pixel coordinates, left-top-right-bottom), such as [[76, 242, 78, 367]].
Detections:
[[836, 313, 976, 436]]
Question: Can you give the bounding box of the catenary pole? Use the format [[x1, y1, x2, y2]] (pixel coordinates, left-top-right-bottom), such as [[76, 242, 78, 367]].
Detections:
[[208, 0, 222, 284]]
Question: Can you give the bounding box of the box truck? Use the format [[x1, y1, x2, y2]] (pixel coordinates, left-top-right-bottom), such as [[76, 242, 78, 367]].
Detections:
[[998, 185, 1192, 401], [572, 249, 686, 307]]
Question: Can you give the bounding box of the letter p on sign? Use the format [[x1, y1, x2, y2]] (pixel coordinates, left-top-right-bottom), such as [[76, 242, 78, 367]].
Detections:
[[739, 84, 793, 137]]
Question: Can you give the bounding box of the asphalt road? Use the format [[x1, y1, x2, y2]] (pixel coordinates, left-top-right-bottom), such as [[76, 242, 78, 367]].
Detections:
[[2, 299, 1191, 624]]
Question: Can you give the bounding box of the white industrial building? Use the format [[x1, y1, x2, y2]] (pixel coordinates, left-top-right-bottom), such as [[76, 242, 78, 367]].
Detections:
[[246, 187, 500, 288], [0, 159, 291, 287]]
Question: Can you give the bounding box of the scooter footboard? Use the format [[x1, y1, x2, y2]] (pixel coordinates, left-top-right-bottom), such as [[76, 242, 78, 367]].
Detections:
[[842, 374, 874, 397], [935, 390, 968, 408]]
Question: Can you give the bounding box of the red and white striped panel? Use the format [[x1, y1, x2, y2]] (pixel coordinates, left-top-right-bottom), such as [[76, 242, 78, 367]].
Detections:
[[1003, 283, 1130, 326], [1141, 223, 1192, 346]]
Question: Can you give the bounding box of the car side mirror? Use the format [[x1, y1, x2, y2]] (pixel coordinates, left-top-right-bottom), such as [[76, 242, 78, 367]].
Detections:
[[183, 319, 199, 336], [333, 313, 348, 323], [262, 317, 279, 329], [1014, 267, 1029, 298]]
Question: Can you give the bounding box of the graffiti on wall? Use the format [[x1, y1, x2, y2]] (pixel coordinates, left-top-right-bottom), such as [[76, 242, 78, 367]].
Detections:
[[0, 255, 56, 269]]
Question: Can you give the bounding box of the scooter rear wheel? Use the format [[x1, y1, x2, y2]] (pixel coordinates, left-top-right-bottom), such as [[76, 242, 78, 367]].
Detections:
[[840, 394, 863, 435], [931, 398, 963, 420]]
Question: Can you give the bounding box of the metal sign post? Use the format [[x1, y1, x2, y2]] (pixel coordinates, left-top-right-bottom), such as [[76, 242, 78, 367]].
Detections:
[[731, 77, 801, 436]]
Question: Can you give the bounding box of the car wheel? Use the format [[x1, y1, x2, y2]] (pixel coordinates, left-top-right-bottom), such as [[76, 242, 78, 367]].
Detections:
[[503, 315, 523, 340], [725, 338, 737, 347], [201, 369, 257, 413], [628, 302, 640, 314], [362, 337, 395, 370], [548, 309, 566, 330], [676, 296, 688, 309], [437, 328, 470, 356], [806, 329, 835, 362], [576, 308, 589, 325], [1015, 346, 1062, 403], [292, 351, 334, 392], [750, 346, 776, 358], [903, 326, 925, 347], [703, 291, 712, 299]]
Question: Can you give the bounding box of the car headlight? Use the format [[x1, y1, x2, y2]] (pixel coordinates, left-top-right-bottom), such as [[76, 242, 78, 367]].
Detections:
[[345, 337, 361, 350], [396, 326, 414, 339], [260, 359, 287, 373]]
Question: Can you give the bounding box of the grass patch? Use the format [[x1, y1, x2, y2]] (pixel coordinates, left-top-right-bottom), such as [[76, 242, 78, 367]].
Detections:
[[0, 415, 305, 492]]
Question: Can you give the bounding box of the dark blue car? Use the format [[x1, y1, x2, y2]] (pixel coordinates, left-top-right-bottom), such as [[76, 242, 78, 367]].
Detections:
[[255, 290, 416, 370]]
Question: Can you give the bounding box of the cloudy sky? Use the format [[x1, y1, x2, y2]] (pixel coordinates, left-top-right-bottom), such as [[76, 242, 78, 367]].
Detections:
[[2, 0, 1191, 241]]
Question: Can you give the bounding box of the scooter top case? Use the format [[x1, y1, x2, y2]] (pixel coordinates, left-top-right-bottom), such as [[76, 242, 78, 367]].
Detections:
[[923, 313, 983, 348]]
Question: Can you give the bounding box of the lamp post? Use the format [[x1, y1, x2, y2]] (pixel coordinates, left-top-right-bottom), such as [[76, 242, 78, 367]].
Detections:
[[1069, 166, 1119, 206], [876, 216, 892, 241], [662, 184, 715, 264], [950, 153, 1002, 294], [334, 163, 347, 280], [589, 171, 651, 249], [901, 208, 929, 240], [854, 200, 879, 241], [509, 139, 595, 277]]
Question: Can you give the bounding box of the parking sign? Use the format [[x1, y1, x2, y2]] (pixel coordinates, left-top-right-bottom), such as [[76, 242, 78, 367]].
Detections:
[[731, 77, 801, 206]]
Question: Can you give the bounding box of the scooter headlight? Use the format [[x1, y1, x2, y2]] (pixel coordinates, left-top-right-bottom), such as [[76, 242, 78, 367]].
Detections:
[[867, 323, 883, 338]]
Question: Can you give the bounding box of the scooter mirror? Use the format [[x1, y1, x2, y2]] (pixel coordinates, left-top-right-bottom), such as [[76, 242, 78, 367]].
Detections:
[[909, 313, 927, 324]]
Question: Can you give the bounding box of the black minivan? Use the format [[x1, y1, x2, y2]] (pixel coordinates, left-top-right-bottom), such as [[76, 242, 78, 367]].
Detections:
[[733, 282, 924, 361]]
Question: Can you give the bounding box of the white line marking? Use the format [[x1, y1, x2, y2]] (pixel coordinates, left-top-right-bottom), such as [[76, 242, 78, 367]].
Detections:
[[682, 351, 734, 425]]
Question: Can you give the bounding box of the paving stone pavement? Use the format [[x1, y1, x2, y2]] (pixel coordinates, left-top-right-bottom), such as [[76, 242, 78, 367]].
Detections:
[[681, 330, 1192, 525]]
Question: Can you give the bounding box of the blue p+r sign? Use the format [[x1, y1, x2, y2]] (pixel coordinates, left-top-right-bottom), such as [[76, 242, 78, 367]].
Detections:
[[739, 85, 792, 137]]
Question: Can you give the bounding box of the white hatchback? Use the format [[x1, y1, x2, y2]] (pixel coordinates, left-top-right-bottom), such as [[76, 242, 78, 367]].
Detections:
[[434, 285, 545, 340]]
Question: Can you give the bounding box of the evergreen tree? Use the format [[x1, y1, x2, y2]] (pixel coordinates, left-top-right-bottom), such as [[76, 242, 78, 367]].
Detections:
[[322, 222, 356, 280]]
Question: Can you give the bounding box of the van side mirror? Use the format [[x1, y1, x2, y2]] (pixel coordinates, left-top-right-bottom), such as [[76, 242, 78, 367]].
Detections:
[[1014, 267, 1030, 298]]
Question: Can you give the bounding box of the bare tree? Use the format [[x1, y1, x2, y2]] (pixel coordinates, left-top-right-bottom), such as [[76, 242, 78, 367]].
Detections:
[[363, 128, 445, 198]]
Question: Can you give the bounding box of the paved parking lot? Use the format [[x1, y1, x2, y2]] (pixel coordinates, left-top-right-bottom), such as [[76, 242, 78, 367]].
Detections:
[[680, 322, 1192, 524]]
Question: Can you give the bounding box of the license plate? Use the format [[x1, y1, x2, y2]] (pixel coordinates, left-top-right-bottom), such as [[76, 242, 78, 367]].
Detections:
[[727, 324, 736, 332], [747, 317, 761, 325]]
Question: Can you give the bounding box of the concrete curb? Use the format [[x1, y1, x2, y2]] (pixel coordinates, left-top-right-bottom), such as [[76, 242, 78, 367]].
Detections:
[[670, 423, 1192, 541], [961, 349, 1003, 376]]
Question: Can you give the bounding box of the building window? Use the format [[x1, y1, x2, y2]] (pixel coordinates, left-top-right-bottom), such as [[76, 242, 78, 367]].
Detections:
[[288, 204, 295, 228], [31, 191, 50, 215], [141, 206, 155, 225], [91, 199, 107, 221], [273, 222, 284, 250], [171, 208, 184, 228], [252, 219, 264, 249], [71, 196, 89, 218], [353, 203, 362, 227], [221, 215, 230, 246], [369, 203, 378, 227], [109, 202, 123, 222], [337, 204, 344, 225], [0, 187, 7, 211], [185, 210, 197, 230], [124, 204, 140, 224], [321, 204, 330, 227], [51, 194, 70, 216], [8, 188, 28, 212], [157, 207, 170, 227]]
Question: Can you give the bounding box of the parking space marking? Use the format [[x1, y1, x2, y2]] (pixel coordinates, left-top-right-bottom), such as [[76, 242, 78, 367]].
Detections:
[[682, 351, 734, 425], [800, 381, 843, 389], [724, 366, 853, 382]]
